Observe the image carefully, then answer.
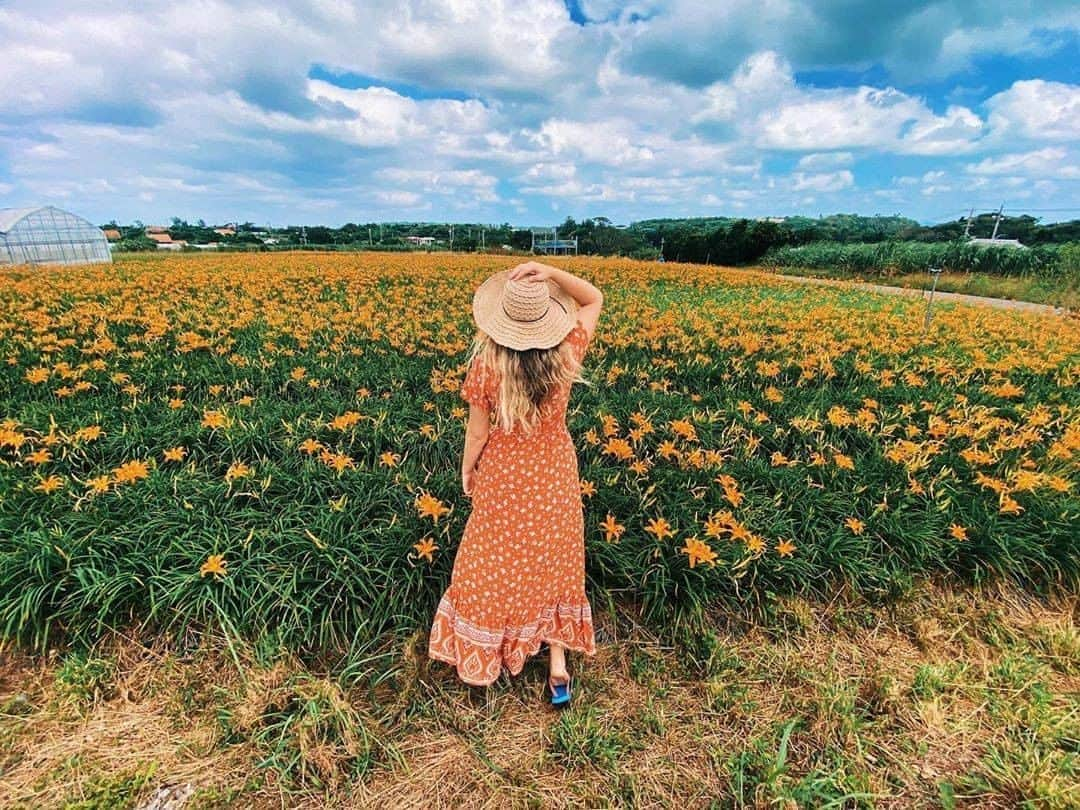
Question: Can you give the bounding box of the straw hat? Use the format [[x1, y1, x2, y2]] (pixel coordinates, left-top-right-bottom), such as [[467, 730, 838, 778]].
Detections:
[[472, 269, 579, 350]]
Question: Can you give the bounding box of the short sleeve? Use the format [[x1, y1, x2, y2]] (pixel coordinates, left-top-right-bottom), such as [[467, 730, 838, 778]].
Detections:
[[564, 319, 590, 365], [460, 355, 492, 410]]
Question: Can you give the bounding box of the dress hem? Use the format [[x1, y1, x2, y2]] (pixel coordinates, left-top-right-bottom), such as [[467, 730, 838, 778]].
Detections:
[[427, 592, 597, 687]]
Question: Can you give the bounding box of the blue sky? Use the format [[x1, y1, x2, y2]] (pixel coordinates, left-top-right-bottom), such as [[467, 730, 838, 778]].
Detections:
[[0, 1, 1077, 227]]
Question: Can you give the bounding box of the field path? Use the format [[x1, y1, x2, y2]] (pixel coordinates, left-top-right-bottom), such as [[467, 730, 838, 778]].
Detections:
[[760, 271, 1069, 315]]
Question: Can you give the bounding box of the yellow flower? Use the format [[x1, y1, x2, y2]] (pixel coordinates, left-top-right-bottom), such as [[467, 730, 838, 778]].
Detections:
[[199, 554, 227, 579], [948, 524, 968, 541], [168, 398, 185, 409], [87, 475, 112, 493], [329, 411, 362, 430], [34, 475, 65, 493], [580, 479, 596, 497], [599, 513, 625, 543], [999, 494, 1024, 515], [27, 448, 52, 464], [832, 453, 854, 470], [680, 536, 717, 568], [413, 537, 439, 563], [644, 516, 675, 541], [163, 446, 187, 462], [415, 491, 451, 523], [74, 425, 104, 442], [602, 437, 634, 460], [112, 459, 150, 484], [844, 517, 865, 535], [201, 410, 228, 429], [299, 438, 324, 454], [379, 451, 401, 467], [324, 453, 355, 472], [776, 539, 796, 557], [225, 462, 252, 481]]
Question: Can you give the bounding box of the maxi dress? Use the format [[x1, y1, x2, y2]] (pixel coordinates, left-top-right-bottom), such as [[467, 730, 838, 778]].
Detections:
[[427, 319, 597, 686]]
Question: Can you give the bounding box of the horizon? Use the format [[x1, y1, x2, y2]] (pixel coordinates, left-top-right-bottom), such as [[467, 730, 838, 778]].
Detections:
[[90, 210, 1076, 231], [1, 2, 1078, 226]]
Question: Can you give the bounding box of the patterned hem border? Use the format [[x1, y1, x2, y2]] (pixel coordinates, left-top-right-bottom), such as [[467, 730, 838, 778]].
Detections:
[[432, 593, 594, 649], [427, 592, 598, 686]]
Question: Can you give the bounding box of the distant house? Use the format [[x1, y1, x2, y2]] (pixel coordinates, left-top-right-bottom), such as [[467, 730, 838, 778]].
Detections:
[[213, 227, 236, 237], [103, 228, 121, 241], [405, 235, 436, 246], [145, 225, 170, 234], [147, 232, 186, 251], [969, 237, 1027, 249]]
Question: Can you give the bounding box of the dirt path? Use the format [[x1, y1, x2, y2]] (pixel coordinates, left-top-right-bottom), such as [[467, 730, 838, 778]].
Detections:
[[766, 271, 1069, 315]]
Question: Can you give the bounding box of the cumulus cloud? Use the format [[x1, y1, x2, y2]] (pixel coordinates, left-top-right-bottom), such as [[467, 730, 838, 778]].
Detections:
[[792, 170, 854, 192], [0, 1, 1076, 223], [966, 147, 1080, 179], [985, 79, 1080, 142], [694, 51, 984, 155], [796, 152, 854, 170], [612, 0, 1079, 85]]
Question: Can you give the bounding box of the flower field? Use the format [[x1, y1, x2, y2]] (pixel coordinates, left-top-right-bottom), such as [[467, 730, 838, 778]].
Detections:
[[1, 252, 1078, 658]]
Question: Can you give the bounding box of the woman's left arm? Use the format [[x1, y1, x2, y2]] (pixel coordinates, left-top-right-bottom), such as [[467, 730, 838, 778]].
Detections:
[[461, 405, 490, 492]]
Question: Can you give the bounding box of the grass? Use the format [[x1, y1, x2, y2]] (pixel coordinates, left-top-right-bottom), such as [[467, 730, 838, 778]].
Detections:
[[0, 576, 1076, 808], [764, 265, 1080, 310]]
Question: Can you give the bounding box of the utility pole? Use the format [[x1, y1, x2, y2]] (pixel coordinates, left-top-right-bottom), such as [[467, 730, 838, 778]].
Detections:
[[990, 203, 1004, 241], [449, 224, 454, 251], [962, 208, 974, 239]]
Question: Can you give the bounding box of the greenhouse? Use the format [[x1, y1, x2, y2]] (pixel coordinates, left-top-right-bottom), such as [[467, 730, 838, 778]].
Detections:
[[0, 205, 112, 266]]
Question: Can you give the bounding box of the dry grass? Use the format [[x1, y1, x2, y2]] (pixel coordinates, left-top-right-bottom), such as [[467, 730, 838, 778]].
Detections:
[[1, 576, 1076, 809]]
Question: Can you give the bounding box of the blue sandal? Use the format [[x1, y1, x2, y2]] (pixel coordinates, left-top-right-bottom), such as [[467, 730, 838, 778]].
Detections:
[[548, 674, 571, 706]]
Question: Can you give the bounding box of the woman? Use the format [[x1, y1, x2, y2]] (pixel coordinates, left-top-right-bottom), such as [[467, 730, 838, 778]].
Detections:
[[427, 260, 603, 705]]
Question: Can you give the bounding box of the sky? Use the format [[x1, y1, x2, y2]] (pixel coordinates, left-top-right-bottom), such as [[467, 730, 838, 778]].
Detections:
[[0, 1, 1078, 227]]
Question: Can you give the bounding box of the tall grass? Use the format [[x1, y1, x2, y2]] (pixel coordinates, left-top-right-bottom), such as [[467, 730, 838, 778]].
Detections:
[[766, 240, 1076, 279]]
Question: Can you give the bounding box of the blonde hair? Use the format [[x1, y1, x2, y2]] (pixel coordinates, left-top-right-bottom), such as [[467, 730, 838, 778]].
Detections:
[[466, 330, 594, 435]]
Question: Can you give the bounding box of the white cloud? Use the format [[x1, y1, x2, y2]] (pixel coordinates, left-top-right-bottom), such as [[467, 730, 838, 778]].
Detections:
[[966, 147, 1080, 180], [985, 79, 1080, 142], [373, 189, 425, 207], [796, 152, 854, 170], [792, 170, 854, 192], [374, 167, 500, 201], [694, 51, 984, 155], [0, 2, 1076, 224]]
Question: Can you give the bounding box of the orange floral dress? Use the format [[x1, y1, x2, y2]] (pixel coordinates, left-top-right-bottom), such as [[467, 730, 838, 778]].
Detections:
[[428, 318, 597, 685]]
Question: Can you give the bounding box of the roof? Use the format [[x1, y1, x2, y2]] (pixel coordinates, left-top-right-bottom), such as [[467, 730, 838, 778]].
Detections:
[[147, 232, 174, 243], [0, 206, 46, 234], [103, 229, 121, 240]]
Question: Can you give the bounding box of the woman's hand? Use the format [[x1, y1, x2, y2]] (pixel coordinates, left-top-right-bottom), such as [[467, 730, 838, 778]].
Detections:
[[462, 464, 477, 497], [508, 261, 553, 283]]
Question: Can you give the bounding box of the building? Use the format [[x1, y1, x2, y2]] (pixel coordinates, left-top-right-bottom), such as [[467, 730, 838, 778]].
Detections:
[[103, 228, 122, 241], [213, 227, 236, 237], [969, 237, 1027, 249], [0, 205, 112, 266], [146, 232, 186, 251], [405, 235, 436, 246]]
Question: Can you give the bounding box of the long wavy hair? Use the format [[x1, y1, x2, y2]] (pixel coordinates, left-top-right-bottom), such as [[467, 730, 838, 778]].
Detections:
[[465, 329, 594, 435]]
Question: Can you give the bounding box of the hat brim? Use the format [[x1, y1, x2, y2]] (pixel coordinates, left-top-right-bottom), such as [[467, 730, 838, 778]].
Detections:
[[472, 269, 580, 350]]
